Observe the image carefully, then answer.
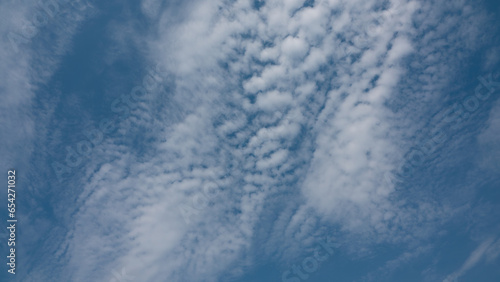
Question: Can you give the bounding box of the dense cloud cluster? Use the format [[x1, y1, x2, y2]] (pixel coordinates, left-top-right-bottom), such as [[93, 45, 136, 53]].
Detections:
[[2, 0, 499, 281]]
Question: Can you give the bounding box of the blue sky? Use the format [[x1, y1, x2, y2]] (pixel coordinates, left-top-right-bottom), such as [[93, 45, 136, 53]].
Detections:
[[0, 0, 499, 281]]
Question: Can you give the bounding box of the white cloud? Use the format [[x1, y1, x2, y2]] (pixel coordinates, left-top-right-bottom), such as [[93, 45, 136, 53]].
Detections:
[[281, 35, 309, 62], [26, 0, 495, 281], [477, 97, 500, 172], [443, 238, 499, 282]]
